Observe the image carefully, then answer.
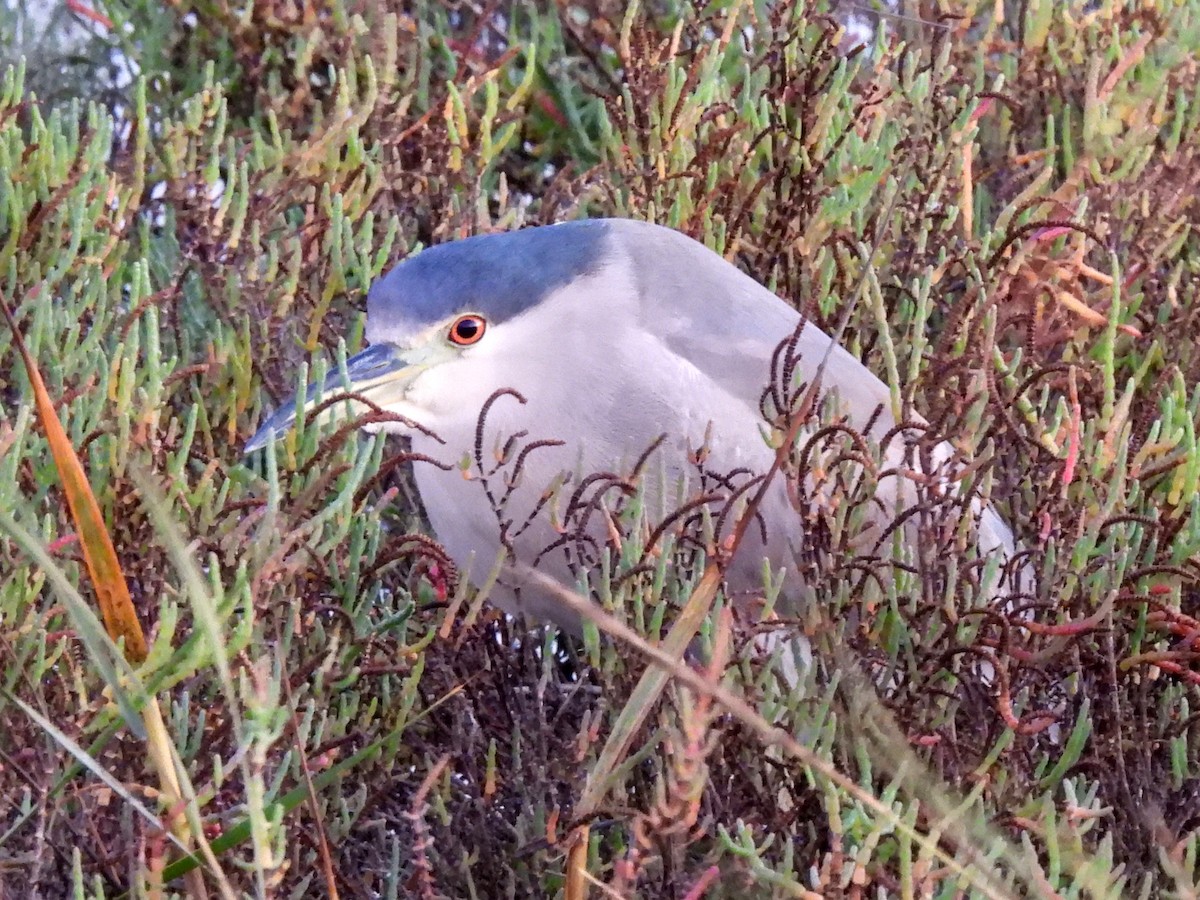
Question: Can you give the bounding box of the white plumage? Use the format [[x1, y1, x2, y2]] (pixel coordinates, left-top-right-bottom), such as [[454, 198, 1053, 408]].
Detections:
[[248, 219, 1021, 634]]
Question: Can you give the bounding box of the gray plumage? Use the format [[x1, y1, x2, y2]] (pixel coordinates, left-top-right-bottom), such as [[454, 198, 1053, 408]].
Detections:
[[366, 220, 609, 337], [248, 219, 1019, 633]]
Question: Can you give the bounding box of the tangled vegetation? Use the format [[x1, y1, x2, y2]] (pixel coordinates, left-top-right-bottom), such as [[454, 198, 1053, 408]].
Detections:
[[0, 0, 1198, 896]]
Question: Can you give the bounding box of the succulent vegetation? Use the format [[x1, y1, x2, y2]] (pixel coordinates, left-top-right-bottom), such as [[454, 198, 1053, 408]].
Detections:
[[1, 0, 1198, 896]]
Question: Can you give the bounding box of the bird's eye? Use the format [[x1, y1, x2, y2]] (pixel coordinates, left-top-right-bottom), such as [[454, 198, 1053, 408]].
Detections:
[[448, 314, 486, 346]]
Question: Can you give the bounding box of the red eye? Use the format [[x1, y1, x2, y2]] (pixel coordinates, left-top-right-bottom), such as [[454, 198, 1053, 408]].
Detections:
[[448, 314, 486, 346]]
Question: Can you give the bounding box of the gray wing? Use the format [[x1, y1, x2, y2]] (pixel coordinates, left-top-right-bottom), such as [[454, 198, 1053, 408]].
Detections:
[[610, 220, 1021, 566], [611, 220, 899, 437]]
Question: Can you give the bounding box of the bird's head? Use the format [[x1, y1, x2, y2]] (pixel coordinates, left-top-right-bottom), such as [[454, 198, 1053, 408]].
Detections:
[[243, 220, 614, 453]]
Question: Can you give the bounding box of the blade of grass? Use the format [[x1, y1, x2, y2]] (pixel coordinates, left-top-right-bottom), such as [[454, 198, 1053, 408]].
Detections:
[[0, 291, 209, 896], [0, 510, 145, 736], [146, 680, 465, 888], [152, 734, 389, 887], [562, 182, 904, 897], [128, 465, 250, 896], [0, 293, 149, 662], [2, 689, 189, 855], [519, 563, 1123, 899], [513, 564, 1018, 898]]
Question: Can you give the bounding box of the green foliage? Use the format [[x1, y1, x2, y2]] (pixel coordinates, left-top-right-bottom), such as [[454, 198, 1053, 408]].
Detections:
[[1, 0, 1198, 896]]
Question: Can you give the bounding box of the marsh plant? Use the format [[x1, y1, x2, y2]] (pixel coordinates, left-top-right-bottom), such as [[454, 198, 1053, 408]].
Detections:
[[0, 0, 1198, 896]]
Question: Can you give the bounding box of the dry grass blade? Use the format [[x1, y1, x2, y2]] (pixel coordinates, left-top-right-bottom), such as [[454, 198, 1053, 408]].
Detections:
[[0, 291, 148, 662], [4, 0, 1199, 893], [563, 182, 902, 898], [126, 467, 252, 896], [143, 681, 469, 890], [512, 565, 1064, 900], [0, 509, 144, 734], [564, 565, 723, 897], [1, 690, 187, 852], [0, 292, 213, 897]]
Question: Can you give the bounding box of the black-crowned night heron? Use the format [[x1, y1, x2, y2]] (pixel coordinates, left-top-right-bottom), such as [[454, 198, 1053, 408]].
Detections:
[[246, 219, 1019, 633]]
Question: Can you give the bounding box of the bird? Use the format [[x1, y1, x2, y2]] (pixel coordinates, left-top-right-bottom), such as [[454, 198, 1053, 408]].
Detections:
[[245, 218, 1021, 637]]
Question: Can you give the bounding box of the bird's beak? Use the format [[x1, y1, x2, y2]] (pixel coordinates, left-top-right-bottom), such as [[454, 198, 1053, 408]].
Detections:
[[243, 342, 421, 454]]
